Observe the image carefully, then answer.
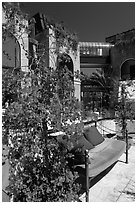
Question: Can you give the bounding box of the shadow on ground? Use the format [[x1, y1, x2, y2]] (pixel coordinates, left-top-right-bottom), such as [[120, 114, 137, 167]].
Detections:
[[75, 161, 118, 195], [76, 134, 135, 197]]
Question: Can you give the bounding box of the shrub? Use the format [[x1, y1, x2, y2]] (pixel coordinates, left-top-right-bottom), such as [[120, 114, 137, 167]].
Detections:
[[2, 3, 82, 201]]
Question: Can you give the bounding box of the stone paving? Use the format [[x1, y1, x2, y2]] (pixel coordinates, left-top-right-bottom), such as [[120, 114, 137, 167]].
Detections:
[[79, 135, 135, 202]]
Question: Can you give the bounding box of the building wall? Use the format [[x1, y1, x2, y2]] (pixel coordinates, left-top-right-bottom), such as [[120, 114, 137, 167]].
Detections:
[[106, 29, 135, 104], [69, 45, 81, 101], [106, 29, 135, 80], [16, 21, 29, 72], [2, 34, 21, 69], [2, 9, 29, 72]]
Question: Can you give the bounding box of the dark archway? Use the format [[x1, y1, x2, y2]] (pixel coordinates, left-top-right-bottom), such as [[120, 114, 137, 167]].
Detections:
[[120, 59, 135, 81], [57, 53, 74, 101], [57, 53, 74, 80]]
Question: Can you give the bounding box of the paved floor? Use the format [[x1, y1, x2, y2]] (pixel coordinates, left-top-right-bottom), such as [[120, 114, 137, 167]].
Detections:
[[79, 135, 135, 202]]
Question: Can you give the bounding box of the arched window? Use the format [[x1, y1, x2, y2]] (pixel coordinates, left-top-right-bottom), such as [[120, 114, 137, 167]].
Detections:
[[2, 32, 21, 107], [121, 59, 135, 81], [2, 32, 21, 69]]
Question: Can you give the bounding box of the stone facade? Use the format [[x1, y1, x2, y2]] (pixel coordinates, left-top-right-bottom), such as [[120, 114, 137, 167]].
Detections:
[[3, 11, 81, 101], [106, 29, 135, 105], [106, 29, 135, 80]]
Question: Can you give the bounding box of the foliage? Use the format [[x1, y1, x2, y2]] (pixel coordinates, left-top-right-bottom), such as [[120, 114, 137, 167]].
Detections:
[[54, 22, 78, 53], [114, 80, 135, 137], [81, 67, 116, 112], [2, 3, 82, 202], [90, 68, 114, 91], [2, 2, 29, 40]]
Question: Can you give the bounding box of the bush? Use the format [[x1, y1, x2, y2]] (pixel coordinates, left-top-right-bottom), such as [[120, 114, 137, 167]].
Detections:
[[2, 3, 82, 201], [2, 64, 82, 202]]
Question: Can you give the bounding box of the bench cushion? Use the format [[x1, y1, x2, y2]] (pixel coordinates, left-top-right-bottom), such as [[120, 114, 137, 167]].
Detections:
[[57, 134, 94, 151], [84, 126, 104, 146], [75, 138, 126, 177], [70, 134, 94, 151]]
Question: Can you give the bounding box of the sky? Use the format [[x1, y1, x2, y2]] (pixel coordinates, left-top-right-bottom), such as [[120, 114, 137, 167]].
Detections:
[[20, 2, 135, 42]]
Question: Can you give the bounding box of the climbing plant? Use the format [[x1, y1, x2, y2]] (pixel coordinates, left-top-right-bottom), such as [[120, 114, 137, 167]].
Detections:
[[2, 2, 83, 202], [114, 80, 135, 138]]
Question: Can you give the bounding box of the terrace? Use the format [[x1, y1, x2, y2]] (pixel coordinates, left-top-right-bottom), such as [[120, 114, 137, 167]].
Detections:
[[79, 133, 135, 202], [2, 3, 135, 202]]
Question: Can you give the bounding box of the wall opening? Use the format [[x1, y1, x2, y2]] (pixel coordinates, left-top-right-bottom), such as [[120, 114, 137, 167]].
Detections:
[[120, 59, 135, 81], [57, 53, 74, 100], [57, 53, 74, 80]]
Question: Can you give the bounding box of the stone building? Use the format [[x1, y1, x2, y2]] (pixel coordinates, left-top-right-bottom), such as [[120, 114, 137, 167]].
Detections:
[[29, 13, 81, 100], [106, 29, 135, 101], [2, 10, 81, 102], [106, 29, 135, 81]]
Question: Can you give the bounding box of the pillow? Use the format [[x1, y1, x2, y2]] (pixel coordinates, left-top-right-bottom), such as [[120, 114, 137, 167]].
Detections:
[[57, 134, 94, 151], [69, 135, 94, 165], [84, 126, 104, 146], [70, 134, 94, 151]]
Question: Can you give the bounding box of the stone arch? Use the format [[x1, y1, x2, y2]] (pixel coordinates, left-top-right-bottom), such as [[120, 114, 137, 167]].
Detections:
[[57, 53, 74, 80], [2, 31, 21, 69], [120, 58, 135, 81]]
